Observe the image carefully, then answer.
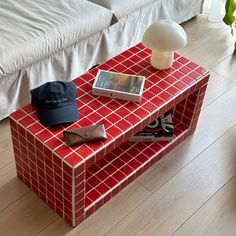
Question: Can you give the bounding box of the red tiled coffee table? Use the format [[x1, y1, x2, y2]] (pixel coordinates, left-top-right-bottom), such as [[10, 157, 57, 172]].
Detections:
[[9, 43, 209, 226]]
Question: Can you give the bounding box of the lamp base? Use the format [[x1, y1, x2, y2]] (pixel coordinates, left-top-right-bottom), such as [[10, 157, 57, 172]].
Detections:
[[150, 51, 174, 70]]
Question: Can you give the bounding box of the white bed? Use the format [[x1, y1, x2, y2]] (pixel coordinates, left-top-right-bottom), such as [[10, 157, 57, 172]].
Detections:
[[0, 0, 204, 120]]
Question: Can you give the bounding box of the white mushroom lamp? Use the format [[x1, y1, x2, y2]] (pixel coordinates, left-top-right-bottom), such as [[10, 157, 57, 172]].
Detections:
[[142, 20, 187, 70]]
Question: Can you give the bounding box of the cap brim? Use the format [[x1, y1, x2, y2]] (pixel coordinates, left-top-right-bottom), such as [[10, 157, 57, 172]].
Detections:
[[37, 103, 78, 126]]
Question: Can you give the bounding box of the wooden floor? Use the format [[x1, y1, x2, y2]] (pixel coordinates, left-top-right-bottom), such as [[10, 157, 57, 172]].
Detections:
[[1, 13, 236, 236]]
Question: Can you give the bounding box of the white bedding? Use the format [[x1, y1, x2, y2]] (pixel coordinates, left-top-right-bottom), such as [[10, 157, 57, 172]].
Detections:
[[0, 0, 204, 120], [88, 0, 155, 19], [0, 0, 114, 77]]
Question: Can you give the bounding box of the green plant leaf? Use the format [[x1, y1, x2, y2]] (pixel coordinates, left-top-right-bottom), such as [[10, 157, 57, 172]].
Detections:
[[223, 0, 236, 26]]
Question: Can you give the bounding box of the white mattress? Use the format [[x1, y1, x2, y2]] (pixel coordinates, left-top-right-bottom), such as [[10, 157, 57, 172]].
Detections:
[[0, 0, 114, 77]]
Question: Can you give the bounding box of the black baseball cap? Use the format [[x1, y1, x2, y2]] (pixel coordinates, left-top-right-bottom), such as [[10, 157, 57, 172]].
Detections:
[[30, 81, 78, 126]]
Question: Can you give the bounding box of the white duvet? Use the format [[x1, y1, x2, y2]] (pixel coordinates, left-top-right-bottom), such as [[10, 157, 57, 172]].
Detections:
[[0, 0, 114, 77]]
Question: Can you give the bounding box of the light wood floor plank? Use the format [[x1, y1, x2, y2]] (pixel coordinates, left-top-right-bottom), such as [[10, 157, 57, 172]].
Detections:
[[104, 125, 236, 236], [212, 54, 236, 82], [181, 30, 234, 68], [0, 192, 58, 236], [202, 70, 236, 108], [0, 129, 14, 169], [137, 84, 236, 192], [38, 182, 151, 236], [0, 163, 29, 212], [180, 14, 228, 56], [173, 174, 236, 236], [0, 118, 9, 134]]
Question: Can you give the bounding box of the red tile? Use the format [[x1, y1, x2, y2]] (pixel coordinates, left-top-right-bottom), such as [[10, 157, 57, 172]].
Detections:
[[187, 61, 198, 70], [22, 104, 35, 114], [96, 170, 109, 181], [149, 85, 163, 95], [105, 59, 118, 67], [65, 153, 83, 167], [157, 80, 171, 90], [172, 61, 182, 69], [112, 158, 125, 169], [87, 189, 101, 202], [165, 75, 178, 84], [177, 56, 189, 64], [55, 145, 73, 158], [122, 59, 136, 68], [120, 165, 134, 176], [104, 176, 118, 188], [189, 71, 201, 80], [124, 113, 141, 125], [96, 183, 110, 194], [139, 69, 153, 77], [10, 109, 27, 120], [129, 64, 143, 72], [121, 153, 133, 163], [106, 113, 121, 124], [136, 153, 149, 164], [37, 129, 53, 142], [115, 119, 132, 130], [175, 81, 188, 90], [19, 116, 35, 127], [113, 64, 127, 72], [18, 125, 26, 137], [89, 68, 99, 76], [107, 126, 123, 138], [113, 170, 126, 182], [46, 137, 63, 150], [150, 96, 165, 107], [86, 141, 104, 152], [143, 90, 155, 100], [80, 94, 93, 104], [196, 66, 207, 75], [97, 106, 112, 117], [88, 175, 100, 188], [121, 50, 133, 58], [87, 112, 103, 123], [158, 91, 172, 101], [80, 106, 94, 117], [28, 123, 44, 134], [87, 100, 103, 110], [103, 164, 117, 175], [75, 146, 93, 159], [113, 54, 126, 62], [80, 73, 94, 82], [80, 83, 92, 92], [129, 45, 140, 54]]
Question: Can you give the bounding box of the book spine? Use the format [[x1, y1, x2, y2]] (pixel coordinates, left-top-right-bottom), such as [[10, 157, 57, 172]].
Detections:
[[92, 89, 141, 103], [128, 136, 174, 142]]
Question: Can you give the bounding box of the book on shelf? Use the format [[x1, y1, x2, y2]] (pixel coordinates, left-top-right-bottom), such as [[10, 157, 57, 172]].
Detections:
[[129, 110, 174, 142], [92, 70, 145, 103]]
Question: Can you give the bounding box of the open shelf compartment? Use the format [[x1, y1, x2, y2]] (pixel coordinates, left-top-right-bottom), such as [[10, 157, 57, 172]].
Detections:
[[85, 121, 188, 211], [84, 86, 203, 215]]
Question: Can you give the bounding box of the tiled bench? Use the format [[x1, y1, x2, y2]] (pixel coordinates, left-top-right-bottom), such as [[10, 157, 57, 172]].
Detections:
[[9, 43, 209, 226]]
